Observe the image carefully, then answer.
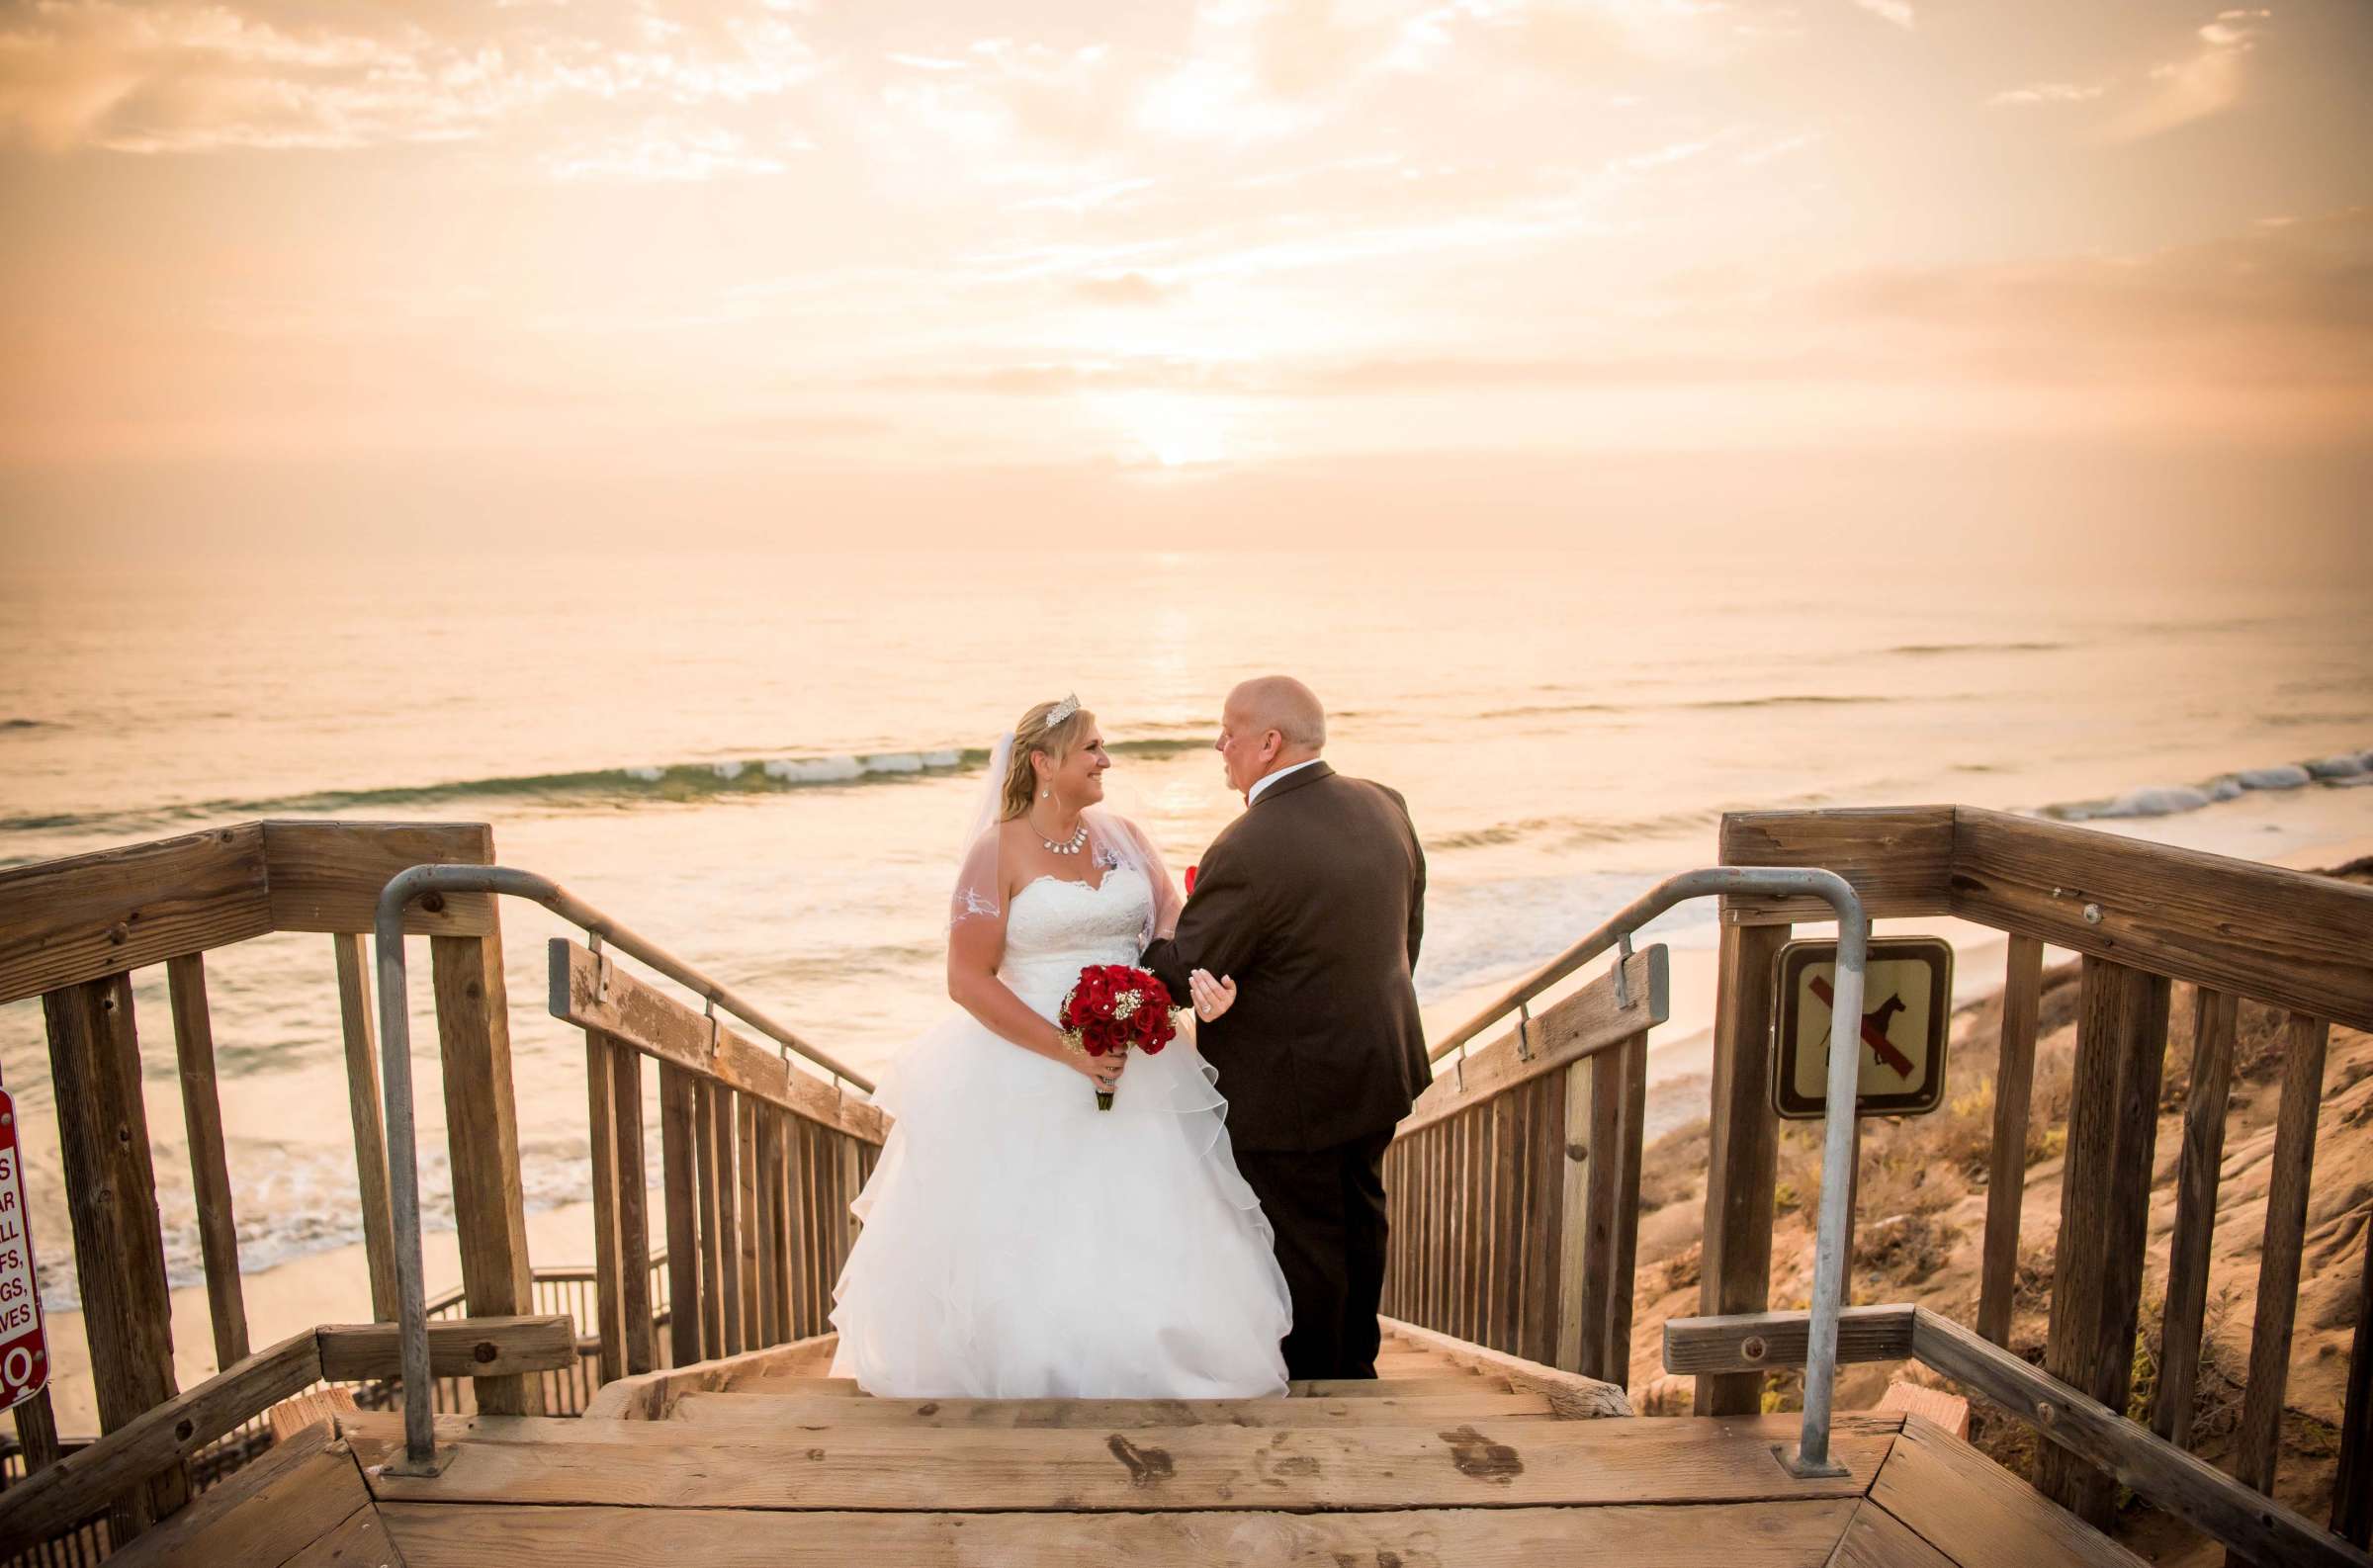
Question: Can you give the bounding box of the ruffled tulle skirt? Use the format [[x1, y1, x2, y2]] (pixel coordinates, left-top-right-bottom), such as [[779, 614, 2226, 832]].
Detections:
[[828, 1011, 1291, 1399]]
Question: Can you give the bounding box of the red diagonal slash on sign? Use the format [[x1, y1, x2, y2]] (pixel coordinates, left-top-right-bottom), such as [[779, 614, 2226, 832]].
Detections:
[[1808, 975, 1915, 1077]]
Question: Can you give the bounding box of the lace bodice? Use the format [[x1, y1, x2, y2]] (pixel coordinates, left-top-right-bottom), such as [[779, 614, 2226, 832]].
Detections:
[[1000, 866, 1152, 1019]]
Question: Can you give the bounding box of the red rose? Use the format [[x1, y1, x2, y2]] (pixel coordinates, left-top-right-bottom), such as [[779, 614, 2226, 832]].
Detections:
[[1185, 864, 1198, 897]]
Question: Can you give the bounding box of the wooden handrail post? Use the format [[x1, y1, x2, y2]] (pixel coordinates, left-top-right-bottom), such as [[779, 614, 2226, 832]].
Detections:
[[1696, 919, 1788, 1416], [1977, 934, 2044, 1348], [613, 1049, 656, 1375], [165, 953, 249, 1369], [43, 973, 190, 1539], [584, 1029, 628, 1386], [332, 932, 401, 1321], [2154, 986, 2238, 1446], [2233, 1013, 2333, 1512], [657, 1063, 702, 1366], [429, 928, 538, 1415], [2037, 957, 2169, 1528]]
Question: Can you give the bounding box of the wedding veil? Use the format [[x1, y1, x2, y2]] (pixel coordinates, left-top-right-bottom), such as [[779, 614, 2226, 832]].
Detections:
[[948, 728, 1183, 951]]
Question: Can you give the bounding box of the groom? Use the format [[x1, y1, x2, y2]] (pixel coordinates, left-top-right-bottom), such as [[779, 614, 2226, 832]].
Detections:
[[1141, 676, 1429, 1382]]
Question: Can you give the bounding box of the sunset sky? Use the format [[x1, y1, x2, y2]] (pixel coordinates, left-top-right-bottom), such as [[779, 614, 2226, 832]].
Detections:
[[3, 0, 2369, 553]]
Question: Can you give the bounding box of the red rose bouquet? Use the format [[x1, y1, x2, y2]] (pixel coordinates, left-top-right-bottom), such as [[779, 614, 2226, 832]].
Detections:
[[1058, 963, 1178, 1109]]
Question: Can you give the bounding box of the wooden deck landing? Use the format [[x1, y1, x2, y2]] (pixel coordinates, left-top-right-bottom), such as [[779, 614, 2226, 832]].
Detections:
[[110, 1329, 2143, 1567]]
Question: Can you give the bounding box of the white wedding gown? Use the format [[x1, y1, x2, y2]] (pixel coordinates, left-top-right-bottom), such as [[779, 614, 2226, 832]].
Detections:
[[829, 865, 1291, 1398]]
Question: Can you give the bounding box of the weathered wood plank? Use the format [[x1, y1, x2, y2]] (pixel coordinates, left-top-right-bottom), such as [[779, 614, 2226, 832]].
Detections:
[[0, 826, 269, 1005], [382, 1499, 1863, 1568], [550, 940, 886, 1143], [1911, 1308, 2361, 1568], [0, 1330, 319, 1561], [579, 1333, 841, 1421], [1949, 806, 2373, 1032], [1402, 947, 1668, 1137], [358, 1413, 1895, 1512], [612, 1046, 656, 1376], [166, 952, 249, 1370], [315, 1316, 578, 1381], [1294, 1375, 1502, 1398], [266, 1385, 360, 1443], [657, 1063, 701, 1368], [1827, 1498, 1960, 1568], [2337, 1203, 2373, 1547], [1522, 1070, 1563, 1367], [756, 1106, 786, 1348], [2036, 957, 2168, 1527], [1871, 1383, 1969, 1442], [1718, 806, 1958, 925], [2234, 1011, 2333, 1499], [1581, 1032, 1647, 1384], [584, 1031, 627, 1387], [665, 1390, 1562, 1430], [1699, 920, 1790, 1417], [1378, 1315, 1632, 1418], [1977, 933, 2044, 1349], [42, 972, 188, 1536], [261, 819, 495, 936], [737, 1093, 762, 1343], [281, 1498, 408, 1568], [430, 929, 537, 1416], [100, 1422, 369, 1568], [332, 932, 400, 1321], [712, 1085, 744, 1357], [2153, 986, 2238, 1447], [1662, 1306, 1918, 1376], [1869, 1412, 2145, 1568]]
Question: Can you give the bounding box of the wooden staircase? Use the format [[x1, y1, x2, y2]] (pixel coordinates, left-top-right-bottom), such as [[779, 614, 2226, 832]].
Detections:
[[102, 1323, 2145, 1566]]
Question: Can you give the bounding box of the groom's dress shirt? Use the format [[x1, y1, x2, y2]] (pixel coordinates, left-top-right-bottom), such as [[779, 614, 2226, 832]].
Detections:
[[1141, 761, 1429, 1154], [1246, 757, 1323, 805]]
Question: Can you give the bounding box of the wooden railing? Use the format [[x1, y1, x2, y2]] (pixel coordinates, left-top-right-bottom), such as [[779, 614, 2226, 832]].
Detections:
[[547, 938, 883, 1375], [1381, 943, 1668, 1381], [1697, 805, 2373, 1559], [0, 819, 885, 1558], [0, 820, 522, 1549]]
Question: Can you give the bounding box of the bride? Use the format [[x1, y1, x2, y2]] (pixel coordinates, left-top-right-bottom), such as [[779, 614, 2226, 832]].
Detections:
[[828, 695, 1292, 1398]]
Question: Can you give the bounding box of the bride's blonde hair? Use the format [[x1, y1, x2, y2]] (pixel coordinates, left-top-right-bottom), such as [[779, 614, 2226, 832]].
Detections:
[[1000, 699, 1096, 822]]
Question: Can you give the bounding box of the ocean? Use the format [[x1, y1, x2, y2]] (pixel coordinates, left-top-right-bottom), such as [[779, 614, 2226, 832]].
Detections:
[[4, 546, 2370, 1313]]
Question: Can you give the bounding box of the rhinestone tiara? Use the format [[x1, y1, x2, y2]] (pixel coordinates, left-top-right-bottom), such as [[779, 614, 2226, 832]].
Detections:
[[1046, 693, 1082, 725]]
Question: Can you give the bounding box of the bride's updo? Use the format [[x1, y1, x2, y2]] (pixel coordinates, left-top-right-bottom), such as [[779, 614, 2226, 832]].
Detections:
[[1000, 698, 1096, 821]]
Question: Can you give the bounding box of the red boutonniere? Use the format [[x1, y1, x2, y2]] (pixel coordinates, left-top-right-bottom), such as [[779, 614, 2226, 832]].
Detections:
[[1185, 864, 1198, 898]]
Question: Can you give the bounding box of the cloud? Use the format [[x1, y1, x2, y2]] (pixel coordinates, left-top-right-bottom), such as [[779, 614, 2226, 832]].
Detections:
[[0, 0, 819, 156], [2104, 6, 2270, 141], [1851, 0, 1916, 30], [1073, 273, 1176, 306], [1987, 82, 2108, 108]]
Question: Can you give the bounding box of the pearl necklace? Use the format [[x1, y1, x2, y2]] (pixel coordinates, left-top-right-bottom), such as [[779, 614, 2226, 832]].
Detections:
[[1034, 815, 1089, 855]]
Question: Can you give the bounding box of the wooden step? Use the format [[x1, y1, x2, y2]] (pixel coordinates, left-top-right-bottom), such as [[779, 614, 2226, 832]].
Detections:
[[666, 1390, 1561, 1429], [380, 1498, 1865, 1567], [1292, 1375, 1504, 1396], [711, 1374, 869, 1399], [353, 1412, 1902, 1514]]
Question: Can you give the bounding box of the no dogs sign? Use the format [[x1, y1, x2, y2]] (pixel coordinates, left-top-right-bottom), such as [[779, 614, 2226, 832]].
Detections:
[[0, 1089, 48, 1411], [1769, 937, 1954, 1120]]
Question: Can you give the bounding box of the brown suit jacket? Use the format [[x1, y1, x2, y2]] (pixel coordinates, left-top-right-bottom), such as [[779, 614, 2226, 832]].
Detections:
[[1142, 762, 1428, 1153]]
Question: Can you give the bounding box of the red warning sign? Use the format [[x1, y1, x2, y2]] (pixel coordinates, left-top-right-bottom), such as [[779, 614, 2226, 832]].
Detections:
[[0, 1089, 50, 1411]]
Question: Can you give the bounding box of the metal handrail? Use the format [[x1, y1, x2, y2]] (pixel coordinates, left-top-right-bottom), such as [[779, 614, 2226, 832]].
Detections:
[[372, 863, 875, 1473], [1423, 866, 1870, 1478]]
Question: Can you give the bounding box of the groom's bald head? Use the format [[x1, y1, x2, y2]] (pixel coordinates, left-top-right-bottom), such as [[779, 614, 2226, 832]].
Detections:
[[1228, 676, 1327, 750], [1218, 676, 1326, 798]]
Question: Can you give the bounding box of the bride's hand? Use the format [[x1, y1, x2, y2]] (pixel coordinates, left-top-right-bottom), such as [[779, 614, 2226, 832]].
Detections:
[[1074, 1043, 1125, 1094], [1188, 970, 1238, 1023]]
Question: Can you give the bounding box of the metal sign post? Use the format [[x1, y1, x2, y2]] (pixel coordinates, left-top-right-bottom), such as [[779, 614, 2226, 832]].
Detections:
[[0, 1086, 50, 1412], [1770, 936, 1955, 1120]]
